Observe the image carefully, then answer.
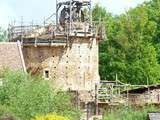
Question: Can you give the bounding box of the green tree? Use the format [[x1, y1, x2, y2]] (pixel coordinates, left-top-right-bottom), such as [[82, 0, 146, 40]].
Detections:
[[0, 28, 7, 42], [93, 1, 160, 84]]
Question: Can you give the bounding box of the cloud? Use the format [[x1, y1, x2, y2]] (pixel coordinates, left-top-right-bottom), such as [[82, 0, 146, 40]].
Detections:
[[0, 1, 17, 28], [92, 0, 98, 4], [0, 0, 150, 29], [99, 0, 148, 15]]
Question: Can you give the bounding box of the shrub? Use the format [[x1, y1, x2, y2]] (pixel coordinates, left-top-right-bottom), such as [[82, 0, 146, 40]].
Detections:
[[103, 105, 160, 120], [0, 70, 80, 120], [0, 114, 18, 120], [0, 104, 19, 120], [32, 114, 70, 120]]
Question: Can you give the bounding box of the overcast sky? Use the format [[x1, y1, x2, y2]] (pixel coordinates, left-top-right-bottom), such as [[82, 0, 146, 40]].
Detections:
[[0, 0, 149, 28]]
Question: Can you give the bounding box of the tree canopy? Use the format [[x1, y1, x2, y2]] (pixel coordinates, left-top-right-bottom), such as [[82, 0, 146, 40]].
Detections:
[[93, 0, 160, 84], [0, 28, 7, 42]]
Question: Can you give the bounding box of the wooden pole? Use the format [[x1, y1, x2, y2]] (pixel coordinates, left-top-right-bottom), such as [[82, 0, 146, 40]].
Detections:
[[95, 84, 99, 116], [56, 0, 58, 26], [116, 73, 118, 86], [69, 0, 72, 34], [21, 16, 23, 43]]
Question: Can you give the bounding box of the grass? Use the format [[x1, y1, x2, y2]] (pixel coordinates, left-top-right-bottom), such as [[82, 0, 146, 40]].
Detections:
[[103, 105, 160, 120]]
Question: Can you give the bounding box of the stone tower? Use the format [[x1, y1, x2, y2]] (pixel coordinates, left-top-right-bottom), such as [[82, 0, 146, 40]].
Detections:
[[9, 0, 104, 103]]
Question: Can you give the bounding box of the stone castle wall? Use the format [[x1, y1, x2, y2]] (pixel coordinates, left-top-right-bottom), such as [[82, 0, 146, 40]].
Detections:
[[23, 37, 100, 91]]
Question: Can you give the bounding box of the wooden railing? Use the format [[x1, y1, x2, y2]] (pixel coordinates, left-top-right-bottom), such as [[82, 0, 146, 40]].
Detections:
[[8, 21, 105, 42]]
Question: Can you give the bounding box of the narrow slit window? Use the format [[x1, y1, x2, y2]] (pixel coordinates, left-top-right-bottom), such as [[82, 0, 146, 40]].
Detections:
[[44, 70, 49, 79]]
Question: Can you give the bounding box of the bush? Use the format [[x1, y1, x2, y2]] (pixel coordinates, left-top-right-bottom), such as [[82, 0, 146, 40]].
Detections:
[[103, 106, 160, 120], [0, 104, 19, 120], [0, 114, 18, 120], [0, 28, 7, 42], [0, 70, 80, 120], [32, 114, 70, 120]]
